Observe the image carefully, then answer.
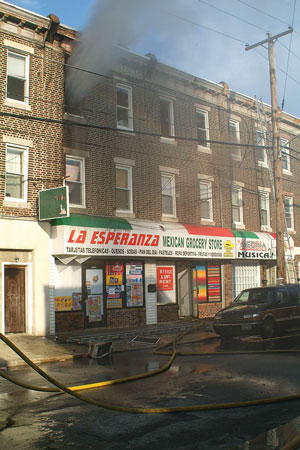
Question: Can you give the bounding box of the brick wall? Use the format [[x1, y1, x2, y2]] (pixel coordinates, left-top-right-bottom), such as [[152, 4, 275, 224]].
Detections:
[[107, 308, 146, 328], [157, 304, 179, 322], [55, 311, 85, 332]]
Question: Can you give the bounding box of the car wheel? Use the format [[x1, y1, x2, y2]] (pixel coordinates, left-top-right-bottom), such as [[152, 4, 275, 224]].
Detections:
[[262, 317, 276, 339]]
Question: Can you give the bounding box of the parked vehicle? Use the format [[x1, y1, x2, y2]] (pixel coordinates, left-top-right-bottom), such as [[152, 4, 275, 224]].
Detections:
[[213, 284, 300, 339]]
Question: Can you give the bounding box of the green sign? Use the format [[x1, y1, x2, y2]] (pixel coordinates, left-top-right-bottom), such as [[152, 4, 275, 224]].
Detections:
[[39, 186, 69, 221]]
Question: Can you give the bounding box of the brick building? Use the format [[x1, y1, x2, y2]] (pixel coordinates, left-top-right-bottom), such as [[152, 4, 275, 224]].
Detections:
[[0, 1, 76, 335], [1, 2, 300, 336]]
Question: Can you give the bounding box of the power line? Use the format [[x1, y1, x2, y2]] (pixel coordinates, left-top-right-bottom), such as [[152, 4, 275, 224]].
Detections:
[[281, 0, 297, 110]]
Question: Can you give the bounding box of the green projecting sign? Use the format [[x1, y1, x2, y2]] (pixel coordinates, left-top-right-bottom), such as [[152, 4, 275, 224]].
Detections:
[[39, 186, 70, 221]]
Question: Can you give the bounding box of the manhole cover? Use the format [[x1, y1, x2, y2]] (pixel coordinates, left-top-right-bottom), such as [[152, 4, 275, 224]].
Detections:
[[131, 336, 160, 344]]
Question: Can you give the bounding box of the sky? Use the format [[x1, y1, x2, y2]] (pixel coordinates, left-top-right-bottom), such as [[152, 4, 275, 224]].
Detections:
[[4, 0, 300, 118]]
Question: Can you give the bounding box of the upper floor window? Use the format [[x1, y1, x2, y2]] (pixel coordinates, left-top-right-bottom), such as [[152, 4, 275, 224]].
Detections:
[[160, 98, 174, 139], [196, 109, 210, 150], [5, 144, 28, 201], [7, 51, 29, 104], [229, 119, 241, 159], [116, 164, 133, 212], [259, 189, 271, 231], [66, 156, 86, 207], [231, 185, 244, 228], [281, 138, 291, 174], [161, 173, 176, 217], [256, 130, 268, 166], [116, 85, 133, 130], [200, 180, 213, 221], [284, 196, 294, 231]]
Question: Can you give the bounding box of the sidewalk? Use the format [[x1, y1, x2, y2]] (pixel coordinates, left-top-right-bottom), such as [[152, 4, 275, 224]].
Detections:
[[0, 318, 213, 370]]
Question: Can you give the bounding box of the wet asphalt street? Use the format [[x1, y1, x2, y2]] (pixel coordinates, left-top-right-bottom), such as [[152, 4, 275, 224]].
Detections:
[[2, 330, 300, 449]]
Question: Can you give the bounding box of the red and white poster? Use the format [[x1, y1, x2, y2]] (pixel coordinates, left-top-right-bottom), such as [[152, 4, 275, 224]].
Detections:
[[157, 266, 174, 291]]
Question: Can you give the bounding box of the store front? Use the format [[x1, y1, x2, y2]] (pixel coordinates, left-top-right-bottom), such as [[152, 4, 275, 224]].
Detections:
[[51, 215, 278, 332]]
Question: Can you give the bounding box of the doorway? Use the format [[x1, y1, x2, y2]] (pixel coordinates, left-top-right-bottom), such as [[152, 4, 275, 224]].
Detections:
[[83, 264, 106, 327], [4, 266, 26, 333]]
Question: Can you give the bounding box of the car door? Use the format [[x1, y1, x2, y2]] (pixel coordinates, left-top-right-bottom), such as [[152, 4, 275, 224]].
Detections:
[[272, 286, 294, 331]]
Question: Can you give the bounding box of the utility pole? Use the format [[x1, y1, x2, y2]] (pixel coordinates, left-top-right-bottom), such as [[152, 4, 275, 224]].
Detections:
[[245, 27, 293, 284]]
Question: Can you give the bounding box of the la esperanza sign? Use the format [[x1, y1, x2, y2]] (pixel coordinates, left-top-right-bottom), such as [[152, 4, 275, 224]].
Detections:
[[52, 223, 276, 260]]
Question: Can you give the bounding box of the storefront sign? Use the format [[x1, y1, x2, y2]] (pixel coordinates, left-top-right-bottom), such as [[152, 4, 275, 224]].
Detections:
[[52, 217, 278, 261], [157, 267, 174, 291]]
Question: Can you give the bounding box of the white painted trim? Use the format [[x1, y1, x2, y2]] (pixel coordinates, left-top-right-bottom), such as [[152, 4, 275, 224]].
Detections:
[[4, 39, 34, 54], [2, 135, 33, 147], [114, 157, 135, 166], [159, 166, 179, 175]]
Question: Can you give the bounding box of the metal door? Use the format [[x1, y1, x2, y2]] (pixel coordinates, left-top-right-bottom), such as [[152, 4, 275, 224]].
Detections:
[[83, 265, 106, 327], [5, 266, 25, 333]]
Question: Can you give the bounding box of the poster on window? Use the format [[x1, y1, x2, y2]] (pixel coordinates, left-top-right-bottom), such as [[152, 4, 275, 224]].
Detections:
[[106, 264, 124, 309], [55, 296, 73, 311], [86, 295, 103, 322], [72, 292, 82, 310], [126, 264, 143, 307], [86, 269, 103, 295], [157, 265, 176, 304]]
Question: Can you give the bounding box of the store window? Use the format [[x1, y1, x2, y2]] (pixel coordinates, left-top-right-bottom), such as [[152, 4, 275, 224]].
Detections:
[[192, 264, 222, 309], [7, 51, 29, 103], [116, 85, 133, 130], [5, 144, 28, 201], [66, 156, 86, 207], [106, 263, 144, 308]]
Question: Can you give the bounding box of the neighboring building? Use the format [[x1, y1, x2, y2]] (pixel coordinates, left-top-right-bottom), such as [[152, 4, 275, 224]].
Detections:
[[1, 2, 300, 336], [0, 1, 76, 335]]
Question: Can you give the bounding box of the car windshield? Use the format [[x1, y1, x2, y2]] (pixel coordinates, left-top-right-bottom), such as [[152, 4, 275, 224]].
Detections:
[[234, 288, 275, 305]]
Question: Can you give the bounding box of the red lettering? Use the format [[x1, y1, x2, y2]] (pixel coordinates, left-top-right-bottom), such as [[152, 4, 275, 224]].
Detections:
[[97, 231, 106, 244], [105, 232, 115, 244], [152, 235, 160, 246], [75, 230, 87, 244], [114, 232, 122, 245], [145, 235, 152, 246], [68, 229, 76, 243], [90, 231, 99, 244], [120, 233, 129, 245], [137, 234, 145, 245], [128, 233, 137, 245]]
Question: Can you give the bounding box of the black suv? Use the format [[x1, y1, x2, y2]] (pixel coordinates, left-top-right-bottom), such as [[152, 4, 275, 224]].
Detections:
[[213, 284, 300, 339]]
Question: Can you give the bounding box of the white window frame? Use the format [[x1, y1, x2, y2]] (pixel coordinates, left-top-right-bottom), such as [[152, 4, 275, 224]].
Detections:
[[231, 184, 244, 228], [5, 143, 28, 202], [199, 180, 213, 221], [196, 108, 210, 152], [256, 129, 268, 167], [116, 84, 133, 131], [6, 50, 30, 105], [229, 119, 241, 159], [161, 172, 176, 218], [115, 164, 133, 213], [281, 138, 291, 175], [258, 188, 271, 231], [284, 196, 294, 231], [66, 156, 86, 208], [160, 97, 175, 141]]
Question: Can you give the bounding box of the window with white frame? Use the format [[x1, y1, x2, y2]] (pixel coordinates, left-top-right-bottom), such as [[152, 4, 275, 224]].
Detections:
[[284, 196, 294, 231], [259, 190, 270, 231], [229, 119, 241, 158], [66, 156, 85, 207], [116, 85, 133, 130], [231, 185, 243, 227], [161, 173, 176, 217], [5, 144, 28, 201], [200, 180, 213, 220], [115, 164, 133, 212], [256, 130, 267, 165], [6, 51, 29, 103], [196, 109, 209, 149], [281, 138, 291, 173], [160, 98, 174, 138]]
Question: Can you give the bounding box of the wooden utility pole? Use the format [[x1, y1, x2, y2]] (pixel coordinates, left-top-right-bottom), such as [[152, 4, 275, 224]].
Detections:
[[245, 28, 293, 284]]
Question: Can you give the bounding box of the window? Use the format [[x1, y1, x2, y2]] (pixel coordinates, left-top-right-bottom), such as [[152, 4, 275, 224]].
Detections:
[[232, 185, 243, 227], [281, 138, 291, 173], [161, 173, 176, 217], [200, 180, 213, 221], [116, 165, 133, 212], [116, 85, 133, 130], [160, 98, 174, 138], [284, 197, 294, 231], [196, 109, 209, 149], [229, 119, 241, 158], [256, 130, 267, 165], [6, 51, 29, 103], [66, 156, 85, 207], [259, 190, 270, 231], [5, 144, 28, 201]]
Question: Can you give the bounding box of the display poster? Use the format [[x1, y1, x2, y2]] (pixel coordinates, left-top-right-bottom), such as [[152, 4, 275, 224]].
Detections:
[[55, 296, 72, 311], [126, 264, 143, 307], [106, 264, 124, 309], [87, 295, 103, 322], [157, 266, 174, 291], [72, 292, 82, 310], [86, 269, 103, 295]]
